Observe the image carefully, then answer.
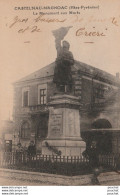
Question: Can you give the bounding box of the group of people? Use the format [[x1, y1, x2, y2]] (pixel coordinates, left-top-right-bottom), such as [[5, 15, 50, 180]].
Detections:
[[16, 141, 36, 157]]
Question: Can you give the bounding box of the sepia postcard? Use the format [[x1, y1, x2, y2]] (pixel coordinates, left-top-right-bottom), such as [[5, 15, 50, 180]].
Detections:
[[0, 0, 120, 188]]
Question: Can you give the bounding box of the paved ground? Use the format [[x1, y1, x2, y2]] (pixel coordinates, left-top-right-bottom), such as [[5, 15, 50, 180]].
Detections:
[[0, 176, 120, 186], [102, 180, 120, 185], [0, 177, 55, 186], [98, 178, 120, 185], [1, 168, 120, 186]]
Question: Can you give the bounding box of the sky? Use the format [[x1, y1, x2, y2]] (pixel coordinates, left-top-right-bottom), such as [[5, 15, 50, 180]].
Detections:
[[0, 0, 120, 120]]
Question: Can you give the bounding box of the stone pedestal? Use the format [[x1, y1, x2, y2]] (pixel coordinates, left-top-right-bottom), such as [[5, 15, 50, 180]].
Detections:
[[42, 94, 86, 156]]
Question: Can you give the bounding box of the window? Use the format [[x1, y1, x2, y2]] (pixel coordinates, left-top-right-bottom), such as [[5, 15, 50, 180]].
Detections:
[[94, 86, 104, 99], [40, 89, 46, 104], [38, 84, 47, 105], [22, 87, 29, 107], [23, 91, 29, 106], [21, 122, 30, 138]]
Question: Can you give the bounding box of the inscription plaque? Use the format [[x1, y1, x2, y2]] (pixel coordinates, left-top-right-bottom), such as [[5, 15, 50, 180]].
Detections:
[[50, 114, 63, 136]]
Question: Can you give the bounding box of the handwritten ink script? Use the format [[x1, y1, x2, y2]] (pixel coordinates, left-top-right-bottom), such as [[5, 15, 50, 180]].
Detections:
[[76, 27, 107, 37], [9, 15, 66, 33], [72, 15, 120, 26], [7, 14, 120, 43]]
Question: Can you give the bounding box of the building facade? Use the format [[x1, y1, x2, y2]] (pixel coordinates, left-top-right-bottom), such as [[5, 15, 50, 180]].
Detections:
[[13, 61, 120, 154]]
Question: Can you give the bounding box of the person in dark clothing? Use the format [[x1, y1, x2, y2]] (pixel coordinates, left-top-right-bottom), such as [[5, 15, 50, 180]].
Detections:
[[16, 143, 23, 167], [83, 140, 99, 168], [27, 141, 36, 157], [83, 140, 100, 185], [27, 141, 36, 168], [88, 141, 99, 168]]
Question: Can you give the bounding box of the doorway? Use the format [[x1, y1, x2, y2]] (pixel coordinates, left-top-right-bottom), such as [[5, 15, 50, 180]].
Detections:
[[82, 119, 113, 154]]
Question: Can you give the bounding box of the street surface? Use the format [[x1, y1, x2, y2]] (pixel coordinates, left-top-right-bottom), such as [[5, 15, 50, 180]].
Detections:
[[0, 175, 120, 186], [0, 177, 56, 186]]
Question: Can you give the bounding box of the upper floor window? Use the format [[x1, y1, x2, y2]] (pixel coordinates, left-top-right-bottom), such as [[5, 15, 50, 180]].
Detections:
[[40, 89, 46, 104], [23, 91, 29, 106], [38, 84, 47, 105], [22, 87, 29, 107], [94, 86, 104, 99]]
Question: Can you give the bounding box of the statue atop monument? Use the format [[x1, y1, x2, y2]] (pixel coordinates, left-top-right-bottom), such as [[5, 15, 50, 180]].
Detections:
[[52, 26, 74, 93]]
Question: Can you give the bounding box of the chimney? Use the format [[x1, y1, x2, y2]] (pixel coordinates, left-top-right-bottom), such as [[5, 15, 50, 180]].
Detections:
[[116, 72, 120, 79]]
